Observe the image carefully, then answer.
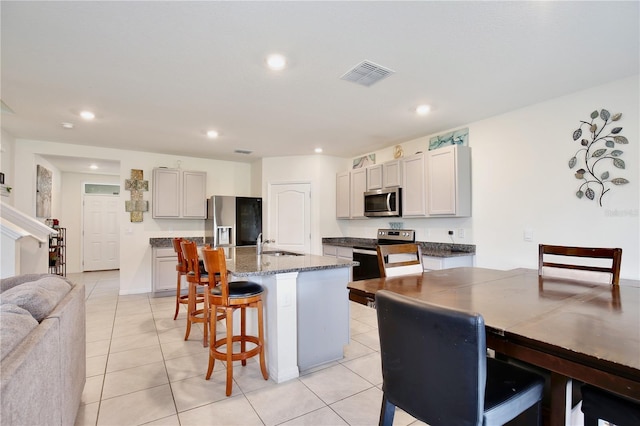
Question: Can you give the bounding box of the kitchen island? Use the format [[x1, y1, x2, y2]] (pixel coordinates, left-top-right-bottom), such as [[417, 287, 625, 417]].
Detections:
[[225, 246, 357, 383]]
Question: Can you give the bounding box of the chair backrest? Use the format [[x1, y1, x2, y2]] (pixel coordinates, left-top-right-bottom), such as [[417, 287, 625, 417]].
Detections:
[[377, 243, 423, 278], [201, 247, 230, 300], [181, 240, 203, 282], [538, 244, 622, 285], [376, 290, 486, 425], [172, 237, 187, 272]]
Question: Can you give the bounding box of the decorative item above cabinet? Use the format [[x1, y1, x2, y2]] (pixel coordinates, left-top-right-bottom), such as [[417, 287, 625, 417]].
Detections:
[[152, 168, 206, 219]]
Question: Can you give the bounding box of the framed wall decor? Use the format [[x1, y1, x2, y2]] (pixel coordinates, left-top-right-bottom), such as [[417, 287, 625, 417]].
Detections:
[[36, 164, 52, 218]]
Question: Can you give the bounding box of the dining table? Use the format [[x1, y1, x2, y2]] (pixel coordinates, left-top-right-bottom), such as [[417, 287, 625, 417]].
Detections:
[[347, 267, 640, 426]]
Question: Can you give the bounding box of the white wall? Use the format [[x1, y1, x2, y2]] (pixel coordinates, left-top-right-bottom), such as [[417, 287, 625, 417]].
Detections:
[[61, 172, 120, 272], [13, 139, 254, 293], [7, 75, 639, 287], [346, 76, 639, 279], [0, 129, 16, 206], [260, 155, 349, 255]]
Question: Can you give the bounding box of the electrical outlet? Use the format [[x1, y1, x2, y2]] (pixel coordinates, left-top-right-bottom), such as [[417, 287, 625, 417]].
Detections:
[[448, 230, 454, 236], [524, 228, 534, 242], [457, 228, 465, 239]]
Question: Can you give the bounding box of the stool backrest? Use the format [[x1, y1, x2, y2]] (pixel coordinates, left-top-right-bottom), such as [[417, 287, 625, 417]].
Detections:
[[181, 240, 202, 282], [538, 244, 622, 285], [376, 290, 485, 425], [202, 247, 229, 300], [172, 237, 187, 272]]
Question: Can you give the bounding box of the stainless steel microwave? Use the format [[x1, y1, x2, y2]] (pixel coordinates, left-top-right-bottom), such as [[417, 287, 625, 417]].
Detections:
[[364, 188, 402, 217]]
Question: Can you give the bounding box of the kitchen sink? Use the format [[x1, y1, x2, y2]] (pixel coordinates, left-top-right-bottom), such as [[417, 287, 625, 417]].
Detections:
[[261, 250, 304, 257]]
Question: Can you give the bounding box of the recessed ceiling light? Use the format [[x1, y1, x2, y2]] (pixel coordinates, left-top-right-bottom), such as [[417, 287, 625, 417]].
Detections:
[[314, 148, 323, 154], [266, 54, 287, 71], [61, 122, 74, 129], [80, 110, 95, 120], [416, 105, 431, 116], [206, 130, 219, 139], [89, 164, 98, 170]]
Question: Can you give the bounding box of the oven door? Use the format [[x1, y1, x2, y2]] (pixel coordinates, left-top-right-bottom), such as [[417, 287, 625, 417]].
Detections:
[[352, 248, 381, 281]]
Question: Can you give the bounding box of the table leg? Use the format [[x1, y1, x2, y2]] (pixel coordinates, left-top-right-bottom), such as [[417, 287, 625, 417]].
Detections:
[[550, 372, 571, 426]]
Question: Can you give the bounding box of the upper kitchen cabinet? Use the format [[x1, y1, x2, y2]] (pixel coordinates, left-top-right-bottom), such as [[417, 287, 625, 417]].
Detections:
[[366, 160, 403, 190], [336, 171, 350, 219], [350, 167, 367, 218], [427, 145, 471, 216], [336, 168, 367, 219], [401, 152, 428, 217], [153, 168, 207, 219]]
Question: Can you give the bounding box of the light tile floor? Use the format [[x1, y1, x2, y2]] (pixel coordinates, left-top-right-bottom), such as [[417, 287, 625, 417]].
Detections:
[[73, 270, 425, 426]]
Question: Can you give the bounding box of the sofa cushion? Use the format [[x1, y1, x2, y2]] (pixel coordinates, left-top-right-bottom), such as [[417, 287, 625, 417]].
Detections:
[[1, 273, 62, 293], [0, 304, 39, 361], [0, 277, 71, 322]]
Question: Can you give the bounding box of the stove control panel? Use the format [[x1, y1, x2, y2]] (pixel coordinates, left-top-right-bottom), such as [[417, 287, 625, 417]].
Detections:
[[377, 229, 415, 242]]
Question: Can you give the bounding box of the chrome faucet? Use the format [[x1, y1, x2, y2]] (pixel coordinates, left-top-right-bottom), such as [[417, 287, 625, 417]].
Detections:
[[256, 233, 274, 255]]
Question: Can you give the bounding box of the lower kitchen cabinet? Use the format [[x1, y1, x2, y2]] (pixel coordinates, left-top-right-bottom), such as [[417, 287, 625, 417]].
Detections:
[[152, 247, 179, 295], [322, 245, 353, 280], [322, 244, 353, 260], [422, 254, 474, 271]]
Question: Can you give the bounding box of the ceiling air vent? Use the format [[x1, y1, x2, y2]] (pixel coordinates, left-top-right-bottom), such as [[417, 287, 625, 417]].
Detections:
[[234, 149, 253, 155], [340, 60, 395, 87]]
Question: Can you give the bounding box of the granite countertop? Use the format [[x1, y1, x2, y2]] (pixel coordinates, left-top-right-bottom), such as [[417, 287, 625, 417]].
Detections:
[[227, 247, 357, 277], [322, 237, 476, 258], [149, 237, 204, 248]]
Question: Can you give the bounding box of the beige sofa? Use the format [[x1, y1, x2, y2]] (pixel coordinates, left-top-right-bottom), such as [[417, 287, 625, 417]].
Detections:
[[0, 274, 86, 426]]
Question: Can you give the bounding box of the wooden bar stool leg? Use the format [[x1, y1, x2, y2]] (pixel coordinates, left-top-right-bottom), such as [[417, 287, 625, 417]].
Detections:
[[206, 306, 217, 380], [225, 306, 234, 396], [184, 282, 195, 340], [241, 307, 247, 366], [173, 272, 181, 320], [257, 300, 268, 380], [202, 284, 209, 347]]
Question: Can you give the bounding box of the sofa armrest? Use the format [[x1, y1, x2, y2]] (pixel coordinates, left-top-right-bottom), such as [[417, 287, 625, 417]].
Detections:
[[47, 282, 86, 426], [0, 319, 63, 425]]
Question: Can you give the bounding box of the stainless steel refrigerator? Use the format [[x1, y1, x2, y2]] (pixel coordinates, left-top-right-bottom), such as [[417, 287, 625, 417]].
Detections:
[[205, 196, 262, 253]]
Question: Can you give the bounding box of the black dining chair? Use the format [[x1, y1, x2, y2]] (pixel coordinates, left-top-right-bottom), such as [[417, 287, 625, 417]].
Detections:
[[376, 290, 545, 426]]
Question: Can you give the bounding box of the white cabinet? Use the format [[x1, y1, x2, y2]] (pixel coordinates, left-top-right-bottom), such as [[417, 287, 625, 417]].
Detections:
[[323, 245, 353, 260], [401, 153, 428, 217], [427, 145, 471, 217], [322, 245, 353, 280], [153, 168, 206, 219], [336, 169, 366, 219], [422, 255, 474, 271], [336, 171, 350, 219], [350, 168, 367, 219], [152, 247, 178, 294], [367, 160, 402, 190]]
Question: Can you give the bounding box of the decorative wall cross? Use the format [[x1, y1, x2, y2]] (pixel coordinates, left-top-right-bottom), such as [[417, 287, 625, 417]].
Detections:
[[124, 169, 149, 222]]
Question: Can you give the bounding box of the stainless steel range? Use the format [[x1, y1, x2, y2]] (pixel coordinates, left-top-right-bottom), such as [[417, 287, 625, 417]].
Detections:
[[351, 229, 416, 281]]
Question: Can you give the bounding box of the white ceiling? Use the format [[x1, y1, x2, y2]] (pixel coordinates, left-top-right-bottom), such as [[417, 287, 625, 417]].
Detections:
[[1, 1, 638, 172]]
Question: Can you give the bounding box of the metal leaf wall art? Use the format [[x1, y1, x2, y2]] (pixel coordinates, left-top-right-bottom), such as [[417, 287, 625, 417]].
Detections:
[[569, 109, 630, 206]]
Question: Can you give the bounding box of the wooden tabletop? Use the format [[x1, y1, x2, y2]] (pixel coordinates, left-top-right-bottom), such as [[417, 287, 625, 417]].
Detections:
[[348, 267, 640, 407]]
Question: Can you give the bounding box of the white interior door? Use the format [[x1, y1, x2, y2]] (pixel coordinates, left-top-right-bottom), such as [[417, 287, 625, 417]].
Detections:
[[83, 194, 120, 271], [268, 183, 311, 254]]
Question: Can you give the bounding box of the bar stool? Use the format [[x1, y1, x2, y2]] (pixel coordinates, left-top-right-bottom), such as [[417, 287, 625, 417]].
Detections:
[[202, 247, 268, 396], [181, 240, 212, 347], [171, 238, 192, 320]]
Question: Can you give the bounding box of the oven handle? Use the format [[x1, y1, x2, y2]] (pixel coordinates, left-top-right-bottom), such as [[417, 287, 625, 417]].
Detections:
[[353, 248, 378, 256]]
